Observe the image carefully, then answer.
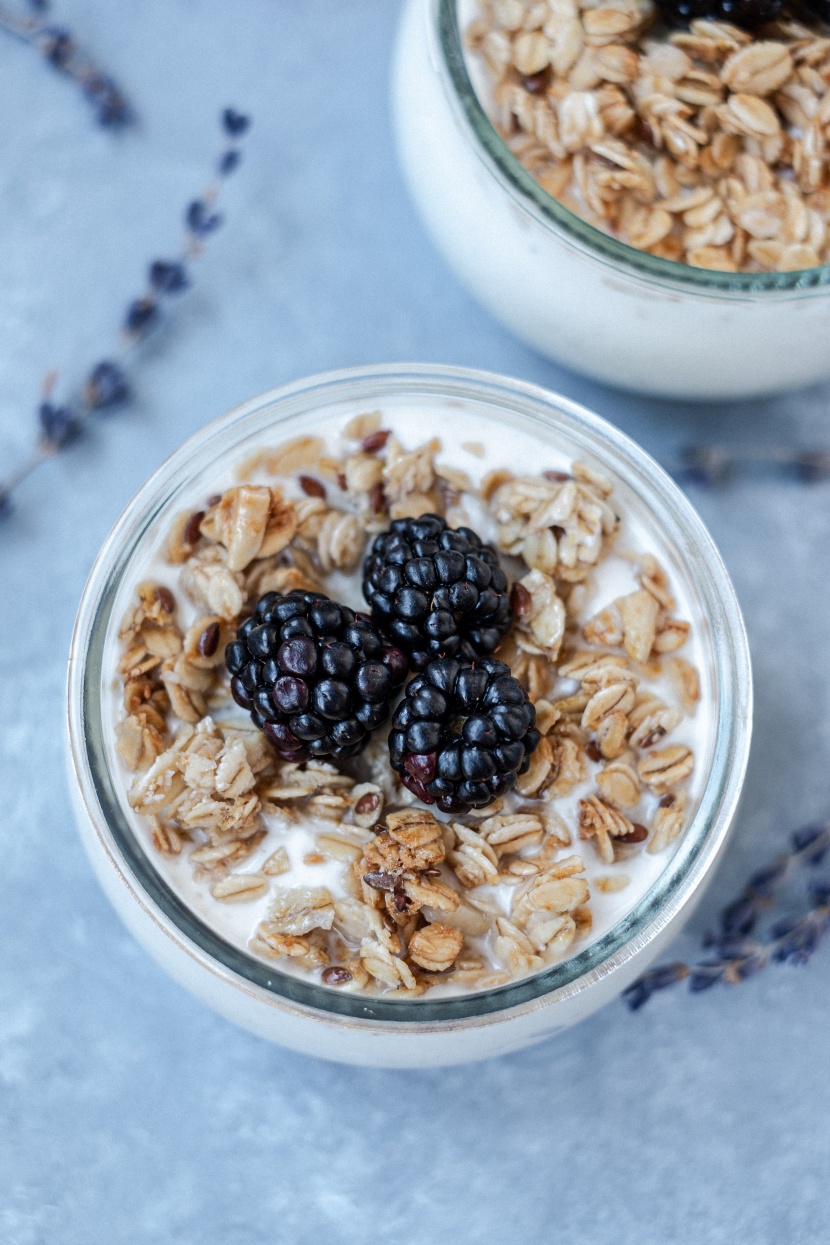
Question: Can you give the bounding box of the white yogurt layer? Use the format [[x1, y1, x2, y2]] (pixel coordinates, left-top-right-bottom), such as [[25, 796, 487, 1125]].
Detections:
[[103, 395, 715, 997]]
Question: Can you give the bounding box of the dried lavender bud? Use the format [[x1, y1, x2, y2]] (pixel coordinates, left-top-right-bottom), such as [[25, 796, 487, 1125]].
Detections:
[[747, 859, 790, 897], [808, 878, 830, 906], [688, 963, 726, 993], [736, 951, 768, 979], [622, 961, 689, 1010], [792, 451, 830, 483], [704, 934, 757, 959], [678, 445, 732, 488], [82, 71, 128, 127], [39, 402, 81, 447], [186, 200, 222, 236], [39, 25, 72, 66], [149, 260, 188, 294], [769, 915, 800, 941], [124, 297, 158, 337], [222, 108, 250, 136], [85, 360, 129, 410], [719, 895, 760, 937], [218, 149, 241, 177], [792, 821, 830, 859], [771, 917, 825, 965]]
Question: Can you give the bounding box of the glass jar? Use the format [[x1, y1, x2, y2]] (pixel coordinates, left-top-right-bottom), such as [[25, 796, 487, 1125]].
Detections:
[[393, 0, 830, 400], [66, 364, 751, 1067]]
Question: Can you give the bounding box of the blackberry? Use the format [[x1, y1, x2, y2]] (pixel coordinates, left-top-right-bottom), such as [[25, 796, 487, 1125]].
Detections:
[[362, 514, 511, 672], [388, 656, 541, 815], [656, 0, 786, 26], [225, 590, 408, 763], [797, 0, 830, 22]]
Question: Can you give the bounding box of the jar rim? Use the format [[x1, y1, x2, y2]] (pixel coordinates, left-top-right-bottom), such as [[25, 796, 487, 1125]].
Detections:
[[67, 363, 752, 1028], [437, 0, 830, 297]]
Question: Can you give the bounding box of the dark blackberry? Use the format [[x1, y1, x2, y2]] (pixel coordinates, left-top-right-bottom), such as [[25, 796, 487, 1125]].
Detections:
[[656, 0, 786, 27], [362, 514, 511, 672], [796, 0, 830, 22], [387, 656, 540, 815], [225, 590, 408, 763]]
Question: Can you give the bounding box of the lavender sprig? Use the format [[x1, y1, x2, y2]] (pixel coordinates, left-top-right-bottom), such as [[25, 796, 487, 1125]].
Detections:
[[669, 444, 830, 488], [624, 820, 830, 1010], [0, 0, 130, 126], [0, 108, 251, 521]]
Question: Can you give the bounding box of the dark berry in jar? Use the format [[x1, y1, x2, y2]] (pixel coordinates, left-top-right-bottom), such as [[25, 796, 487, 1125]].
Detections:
[[362, 514, 511, 672], [226, 590, 408, 762], [387, 656, 540, 814], [655, 0, 786, 27]]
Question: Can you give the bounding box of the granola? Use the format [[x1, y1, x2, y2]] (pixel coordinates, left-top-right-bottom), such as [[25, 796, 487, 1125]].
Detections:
[[466, 3, 830, 272], [111, 413, 704, 998]]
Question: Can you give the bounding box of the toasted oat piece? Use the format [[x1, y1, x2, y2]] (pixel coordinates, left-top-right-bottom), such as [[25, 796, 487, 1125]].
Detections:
[[649, 791, 689, 853], [260, 886, 336, 937], [448, 822, 500, 888], [494, 917, 543, 976], [359, 938, 417, 990], [597, 757, 641, 810], [579, 795, 642, 864], [638, 744, 695, 794], [211, 874, 270, 903], [408, 923, 464, 972]]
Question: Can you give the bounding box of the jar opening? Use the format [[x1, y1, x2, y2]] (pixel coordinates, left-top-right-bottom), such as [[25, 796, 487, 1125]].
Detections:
[[68, 364, 752, 1024]]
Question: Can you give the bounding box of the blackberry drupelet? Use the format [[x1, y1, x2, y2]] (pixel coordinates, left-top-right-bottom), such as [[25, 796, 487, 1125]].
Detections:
[[656, 0, 786, 26], [388, 656, 541, 815], [225, 590, 408, 763], [362, 514, 511, 672]]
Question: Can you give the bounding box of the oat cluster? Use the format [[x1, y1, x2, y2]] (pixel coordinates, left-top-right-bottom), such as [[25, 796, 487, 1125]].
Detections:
[[116, 413, 700, 997], [467, 1, 830, 272]]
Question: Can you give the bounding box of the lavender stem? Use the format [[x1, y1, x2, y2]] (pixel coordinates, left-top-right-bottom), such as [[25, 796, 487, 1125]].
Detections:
[[668, 445, 830, 488], [0, 109, 251, 523], [0, 1, 130, 127], [624, 820, 830, 1010]]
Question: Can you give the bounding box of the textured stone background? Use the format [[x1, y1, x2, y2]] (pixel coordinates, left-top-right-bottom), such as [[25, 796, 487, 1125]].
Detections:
[[1, 3, 829, 1242]]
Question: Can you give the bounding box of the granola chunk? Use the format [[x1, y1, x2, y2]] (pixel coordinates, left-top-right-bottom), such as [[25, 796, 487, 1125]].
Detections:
[[408, 923, 464, 972]]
